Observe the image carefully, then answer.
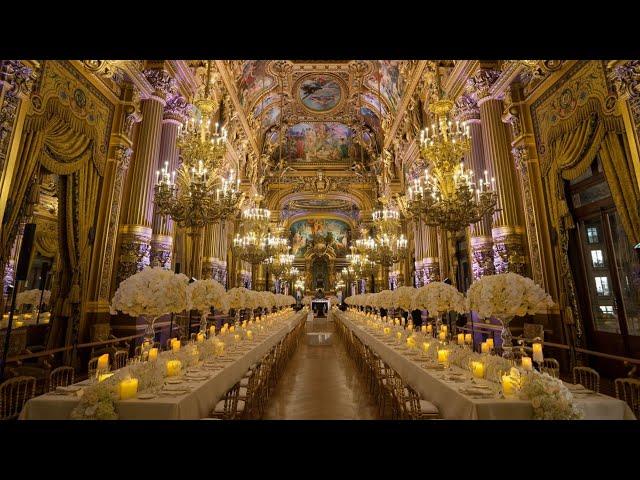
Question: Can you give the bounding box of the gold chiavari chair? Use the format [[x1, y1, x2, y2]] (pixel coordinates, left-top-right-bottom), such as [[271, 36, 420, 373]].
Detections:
[[49, 366, 75, 392], [541, 358, 560, 378], [572, 366, 600, 392], [113, 350, 128, 370], [238, 362, 262, 419], [403, 383, 439, 419], [615, 378, 640, 419], [211, 382, 241, 420], [0, 376, 36, 420], [87, 357, 99, 379]]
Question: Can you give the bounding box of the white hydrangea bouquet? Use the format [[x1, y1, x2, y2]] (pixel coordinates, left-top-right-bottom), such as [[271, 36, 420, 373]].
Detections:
[[16, 288, 51, 309], [225, 287, 249, 311], [411, 282, 467, 317], [519, 370, 584, 420], [391, 286, 417, 312], [110, 267, 190, 342], [187, 278, 228, 333], [375, 290, 394, 310], [467, 273, 554, 358]]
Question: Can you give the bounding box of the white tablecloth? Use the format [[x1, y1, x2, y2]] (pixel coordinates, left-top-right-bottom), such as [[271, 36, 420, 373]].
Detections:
[[21, 311, 305, 420], [334, 311, 636, 420]]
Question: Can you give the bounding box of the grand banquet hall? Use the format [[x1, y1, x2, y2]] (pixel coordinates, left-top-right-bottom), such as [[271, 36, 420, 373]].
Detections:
[[0, 59, 638, 422]]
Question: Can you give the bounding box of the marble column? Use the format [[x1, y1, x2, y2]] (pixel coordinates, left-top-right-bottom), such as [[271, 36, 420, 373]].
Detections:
[[150, 94, 190, 269], [201, 222, 218, 279], [456, 94, 495, 279], [422, 225, 440, 283], [413, 220, 424, 287], [117, 69, 176, 284], [469, 69, 526, 274]]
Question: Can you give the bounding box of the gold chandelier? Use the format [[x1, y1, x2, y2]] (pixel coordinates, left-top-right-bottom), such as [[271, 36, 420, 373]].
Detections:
[[406, 67, 497, 233], [347, 247, 375, 277], [354, 206, 408, 268], [264, 252, 295, 277], [232, 203, 289, 265]]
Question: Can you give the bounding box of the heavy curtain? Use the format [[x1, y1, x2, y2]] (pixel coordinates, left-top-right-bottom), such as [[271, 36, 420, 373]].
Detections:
[[544, 100, 640, 245], [2, 100, 103, 349]]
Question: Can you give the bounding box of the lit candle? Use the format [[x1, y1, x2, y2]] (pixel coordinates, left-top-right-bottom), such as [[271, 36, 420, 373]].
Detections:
[[98, 372, 114, 382], [209, 325, 216, 337], [422, 342, 430, 353], [171, 339, 181, 352], [532, 343, 543, 363], [457, 333, 465, 345], [383, 327, 391, 336], [465, 333, 472, 345], [166, 360, 182, 377], [501, 375, 516, 397], [471, 361, 485, 379], [119, 377, 139, 400], [437, 349, 449, 365], [486, 338, 494, 349], [438, 331, 446, 341], [15, 321, 24, 328], [234, 334, 241, 343], [426, 324, 433, 334], [481, 342, 490, 354], [521, 356, 533, 371], [97, 354, 109, 371], [421, 325, 427, 334], [396, 332, 403, 341], [197, 333, 205, 343], [148, 348, 158, 362], [247, 330, 253, 340], [441, 325, 448, 334]]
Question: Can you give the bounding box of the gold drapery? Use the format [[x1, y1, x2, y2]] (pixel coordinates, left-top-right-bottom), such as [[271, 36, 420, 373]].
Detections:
[[544, 105, 639, 245], [2, 100, 102, 349]]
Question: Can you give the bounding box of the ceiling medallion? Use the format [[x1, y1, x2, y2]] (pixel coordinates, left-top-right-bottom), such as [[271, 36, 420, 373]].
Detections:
[[294, 73, 346, 114]]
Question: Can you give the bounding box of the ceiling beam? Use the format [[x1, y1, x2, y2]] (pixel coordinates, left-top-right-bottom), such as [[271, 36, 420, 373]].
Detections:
[[214, 60, 260, 159], [383, 60, 429, 151]]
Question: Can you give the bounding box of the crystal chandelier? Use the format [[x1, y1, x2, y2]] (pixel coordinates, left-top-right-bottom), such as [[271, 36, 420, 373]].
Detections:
[[347, 247, 375, 277], [355, 206, 408, 268], [406, 67, 497, 233], [232, 202, 289, 266], [265, 252, 295, 277]]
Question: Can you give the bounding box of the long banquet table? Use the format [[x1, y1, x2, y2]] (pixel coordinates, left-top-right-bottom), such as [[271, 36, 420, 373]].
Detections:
[[334, 310, 636, 420], [21, 310, 306, 420]]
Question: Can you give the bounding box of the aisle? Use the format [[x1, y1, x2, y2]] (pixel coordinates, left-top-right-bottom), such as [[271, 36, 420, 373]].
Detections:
[[263, 316, 379, 420]]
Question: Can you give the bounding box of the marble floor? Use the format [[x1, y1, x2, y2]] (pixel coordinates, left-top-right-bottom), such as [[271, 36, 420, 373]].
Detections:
[[263, 317, 380, 420]]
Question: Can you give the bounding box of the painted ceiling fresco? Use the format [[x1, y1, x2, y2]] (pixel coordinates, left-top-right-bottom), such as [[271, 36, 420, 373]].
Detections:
[[290, 218, 350, 258], [297, 74, 343, 112], [367, 60, 404, 112], [279, 122, 362, 163], [237, 60, 274, 108]]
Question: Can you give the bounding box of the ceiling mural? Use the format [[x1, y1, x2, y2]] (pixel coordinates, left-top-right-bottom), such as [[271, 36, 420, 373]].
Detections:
[[253, 92, 280, 118], [290, 218, 351, 258], [237, 60, 274, 108], [279, 122, 361, 163], [361, 92, 387, 117], [296, 74, 343, 113], [289, 198, 353, 210], [367, 60, 404, 112]]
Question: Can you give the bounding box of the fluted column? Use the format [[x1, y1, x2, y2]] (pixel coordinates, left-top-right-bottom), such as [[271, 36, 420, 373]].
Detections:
[[413, 219, 424, 286], [201, 222, 217, 279], [150, 95, 190, 269], [117, 69, 176, 284], [456, 94, 494, 279], [469, 69, 526, 274], [422, 225, 440, 283]]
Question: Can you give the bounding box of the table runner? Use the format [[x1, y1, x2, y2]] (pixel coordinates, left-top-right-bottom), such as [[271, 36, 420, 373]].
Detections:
[[21, 310, 305, 420], [334, 310, 635, 420]]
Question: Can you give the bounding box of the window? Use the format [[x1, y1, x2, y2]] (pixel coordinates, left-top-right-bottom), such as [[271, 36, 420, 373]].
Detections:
[[590, 250, 604, 267], [587, 227, 599, 244], [595, 276, 610, 296], [599, 305, 614, 315]]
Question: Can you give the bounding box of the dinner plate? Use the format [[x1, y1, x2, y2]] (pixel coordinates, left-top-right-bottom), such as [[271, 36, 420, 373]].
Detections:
[[166, 378, 183, 384], [159, 389, 188, 396], [137, 393, 157, 400]]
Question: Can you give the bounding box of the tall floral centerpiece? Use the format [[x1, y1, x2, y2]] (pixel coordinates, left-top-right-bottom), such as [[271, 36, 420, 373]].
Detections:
[[411, 282, 467, 335], [187, 279, 228, 334], [391, 286, 417, 323], [225, 287, 250, 324], [110, 267, 190, 343], [467, 273, 554, 359], [376, 290, 393, 315], [16, 288, 51, 313]]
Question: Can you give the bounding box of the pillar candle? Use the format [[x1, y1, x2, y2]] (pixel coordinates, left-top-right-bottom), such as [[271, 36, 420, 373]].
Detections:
[[148, 348, 158, 362], [441, 325, 448, 334], [247, 330, 253, 340], [172, 339, 181, 352], [209, 325, 216, 337], [457, 333, 465, 345], [383, 327, 391, 336], [521, 356, 533, 371], [15, 321, 24, 328], [426, 325, 433, 334], [532, 343, 543, 363], [465, 333, 472, 345], [197, 333, 205, 343], [471, 361, 485, 379], [422, 342, 431, 353], [234, 334, 240, 343], [229, 326, 235, 333], [119, 377, 139, 400], [166, 360, 182, 376], [98, 372, 114, 382], [437, 349, 449, 364], [501, 375, 515, 396], [421, 325, 427, 333], [486, 338, 494, 349], [97, 354, 109, 371], [481, 342, 490, 354], [438, 331, 446, 341]]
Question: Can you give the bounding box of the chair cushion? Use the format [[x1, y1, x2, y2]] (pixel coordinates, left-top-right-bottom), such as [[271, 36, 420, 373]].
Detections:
[[214, 400, 227, 413], [238, 387, 248, 398], [243, 370, 254, 378], [240, 377, 250, 387]]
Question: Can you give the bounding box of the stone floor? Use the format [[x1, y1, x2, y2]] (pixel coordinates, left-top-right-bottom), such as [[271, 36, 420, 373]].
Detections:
[[263, 316, 379, 420]]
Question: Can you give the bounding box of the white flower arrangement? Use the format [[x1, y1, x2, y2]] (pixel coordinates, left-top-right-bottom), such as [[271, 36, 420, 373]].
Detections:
[[109, 267, 190, 318], [392, 286, 416, 311], [16, 289, 51, 308], [519, 370, 584, 420], [187, 279, 229, 313], [467, 273, 554, 321], [71, 374, 119, 420], [411, 282, 467, 316], [225, 287, 250, 310], [375, 290, 394, 309], [258, 291, 276, 309]]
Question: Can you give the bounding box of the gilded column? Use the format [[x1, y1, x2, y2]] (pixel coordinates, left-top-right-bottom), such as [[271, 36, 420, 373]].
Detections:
[[150, 94, 190, 269], [456, 94, 495, 278], [117, 69, 176, 284], [201, 222, 217, 279], [468, 69, 526, 274], [422, 225, 440, 283], [413, 219, 424, 286]]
